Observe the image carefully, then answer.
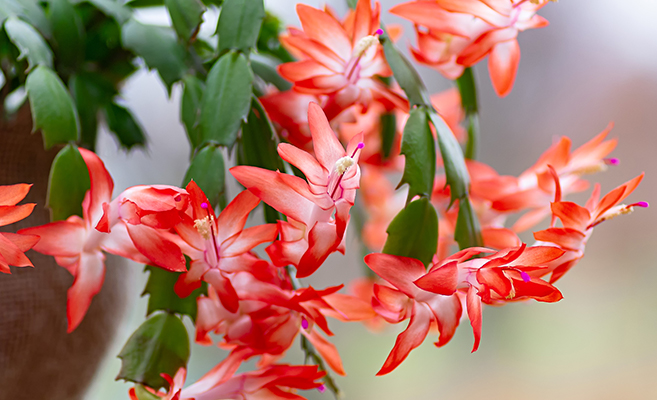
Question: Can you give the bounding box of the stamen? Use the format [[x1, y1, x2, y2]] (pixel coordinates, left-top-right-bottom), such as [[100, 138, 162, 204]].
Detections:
[[334, 156, 355, 175], [194, 216, 213, 240], [352, 35, 379, 58], [588, 201, 648, 229]]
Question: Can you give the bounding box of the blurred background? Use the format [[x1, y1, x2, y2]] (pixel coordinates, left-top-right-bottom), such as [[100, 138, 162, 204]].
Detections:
[[88, 1, 657, 398]]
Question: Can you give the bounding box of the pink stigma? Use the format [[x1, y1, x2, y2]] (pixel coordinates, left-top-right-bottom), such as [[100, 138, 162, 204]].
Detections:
[[375, 28, 383, 35], [318, 384, 326, 393], [357, 142, 365, 149], [201, 202, 209, 209], [634, 201, 649, 208], [604, 158, 620, 166], [174, 195, 182, 202], [301, 317, 309, 330], [520, 271, 531, 283]]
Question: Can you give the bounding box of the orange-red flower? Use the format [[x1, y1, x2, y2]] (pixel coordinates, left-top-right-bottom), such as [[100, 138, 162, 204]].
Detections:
[[391, 0, 555, 96], [0, 183, 38, 273], [279, 0, 407, 119]]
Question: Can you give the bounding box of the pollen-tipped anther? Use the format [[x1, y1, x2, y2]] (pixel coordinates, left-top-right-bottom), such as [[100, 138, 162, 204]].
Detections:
[[353, 35, 379, 58], [194, 216, 213, 240], [334, 156, 356, 175]]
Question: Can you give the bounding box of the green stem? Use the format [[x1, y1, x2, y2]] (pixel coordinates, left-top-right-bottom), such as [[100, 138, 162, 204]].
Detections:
[[285, 266, 343, 399], [456, 67, 479, 160]]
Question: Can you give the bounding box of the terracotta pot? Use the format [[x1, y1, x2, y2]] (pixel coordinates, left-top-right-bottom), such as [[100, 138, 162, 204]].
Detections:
[[0, 106, 128, 400]]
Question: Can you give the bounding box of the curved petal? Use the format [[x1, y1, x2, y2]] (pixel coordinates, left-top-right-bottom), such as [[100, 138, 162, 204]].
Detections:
[[0, 233, 34, 268], [308, 103, 346, 170], [466, 285, 482, 352], [364, 253, 425, 298], [216, 190, 260, 244], [430, 294, 462, 347], [230, 166, 313, 224], [126, 224, 186, 272], [277, 143, 327, 186], [18, 218, 86, 256], [296, 221, 340, 278], [67, 251, 106, 332], [376, 302, 432, 375], [0, 203, 35, 226], [414, 260, 458, 295], [488, 38, 520, 97], [0, 183, 31, 205], [79, 148, 114, 223], [301, 329, 345, 375], [203, 269, 239, 314], [297, 4, 351, 61], [221, 224, 278, 257]]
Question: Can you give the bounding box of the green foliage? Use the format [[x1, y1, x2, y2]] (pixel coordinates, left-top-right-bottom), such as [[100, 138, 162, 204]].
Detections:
[[250, 57, 291, 92], [256, 12, 293, 62], [380, 28, 430, 107], [182, 144, 226, 209], [47, 144, 90, 221], [49, 0, 85, 71], [86, 0, 131, 24], [69, 72, 116, 150], [455, 196, 483, 250], [238, 96, 284, 223], [103, 102, 147, 150], [237, 96, 283, 171], [164, 0, 205, 43], [121, 19, 187, 91], [217, 0, 264, 55], [456, 67, 478, 114], [181, 74, 204, 150], [383, 197, 438, 268], [4, 17, 53, 70], [0, 0, 50, 37], [398, 107, 435, 202], [456, 67, 479, 159], [117, 312, 190, 391], [428, 111, 469, 203], [200, 50, 253, 147], [26, 65, 79, 149], [380, 112, 397, 160], [143, 265, 206, 322]]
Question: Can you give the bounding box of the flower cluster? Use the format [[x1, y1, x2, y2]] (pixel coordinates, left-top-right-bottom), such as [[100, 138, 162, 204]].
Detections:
[[5, 0, 647, 398]]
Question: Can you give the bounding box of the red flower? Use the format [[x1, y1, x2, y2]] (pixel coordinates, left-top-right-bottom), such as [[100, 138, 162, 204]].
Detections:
[[391, 0, 555, 96], [231, 103, 364, 278], [279, 0, 407, 118], [0, 183, 38, 273], [19, 149, 150, 332]]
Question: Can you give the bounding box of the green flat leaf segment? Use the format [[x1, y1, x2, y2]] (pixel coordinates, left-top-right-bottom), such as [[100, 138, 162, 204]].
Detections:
[[104, 102, 147, 150], [182, 144, 226, 209], [121, 19, 187, 91], [181, 75, 204, 150], [398, 107, 435, 202], [143, 265, 206, 322], [164, 0, 205, 42], [380, 28, 430, 107], [200, 50, 253, 147], [47, 144, 90, 221], [26, 65, 79, 149], [217, 0, 265, 54], [4, 17, 53, 70], [383, 197, 438, 267], [117, 312, 190, 391]]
